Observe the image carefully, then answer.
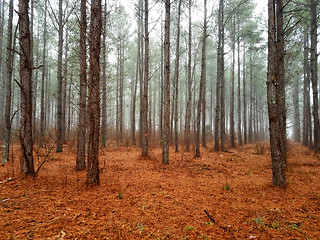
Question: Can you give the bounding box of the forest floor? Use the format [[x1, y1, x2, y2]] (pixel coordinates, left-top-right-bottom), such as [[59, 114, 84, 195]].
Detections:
[[0, 141, 320, 239]]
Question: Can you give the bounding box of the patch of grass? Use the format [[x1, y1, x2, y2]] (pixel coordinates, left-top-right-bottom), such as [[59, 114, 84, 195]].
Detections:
[[137, 222, 144, 232], [253, 217, 264, 226], [118, 189, 123, 199], [198, 233, 208, 239], [205, 222, 214, 225], [271, 221, 280, 229], [185, 226, 195, 231], [224, 181, 230, 190]]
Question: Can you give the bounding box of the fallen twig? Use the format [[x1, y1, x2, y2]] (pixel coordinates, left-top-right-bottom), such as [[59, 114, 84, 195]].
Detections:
[[0, 178, 13, 184], [204, 209, 236, 239], [33, 139, 58, 179]]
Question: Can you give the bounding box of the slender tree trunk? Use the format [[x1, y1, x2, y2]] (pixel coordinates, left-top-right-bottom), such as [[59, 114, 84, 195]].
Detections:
[[86, 0, 102, 185], [219, 0, 225, 151], [248, 49, 253, 143], [141, 0, 149, 156], [0, 0, 4, 128], [185, 0, 192, 151], [201, 1, 207, 148], [162, 0, 170, 165], [2, 0, 14, 163], [19, 0, 35, 175], [174, 0, 182, 152], [101, 0, 107, 148], [237, 27, 242, 146], [243, 43, 247, 145], [39, 0, 48, 148], [267, 0, 286, 188], [76, 0, 87, 171], [139, 0, 144, 146], [230, 16, 235, 148], [303, 28, 312, 147], [310, 0, 319, 149], [293, 76, 300, 142], [62, 26, 69, 142], [56, 0, 63, 152], [195, 0, 207, 158]]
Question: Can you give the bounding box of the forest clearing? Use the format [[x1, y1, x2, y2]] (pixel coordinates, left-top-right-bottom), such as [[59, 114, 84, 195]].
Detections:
[[1, 142, 320, 239]]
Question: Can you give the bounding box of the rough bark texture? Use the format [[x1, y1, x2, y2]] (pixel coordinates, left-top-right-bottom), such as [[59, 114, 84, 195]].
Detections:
[[101, 0, 107, 148], [195, 0, 207, 158], [267, 0, 286, 188], [2, 0, 14, 163], [310, 0, 319, 149], [0, 0, 4, 128], [19, 0, 35, 175], [230, 16, 235, 148], [39, 0, 47, 148], [243, 44, 247, 145], [293, 77, 300, 142], [162, 0, 170, 165], [86, 0, 102, 185], [174, 0, 182, 152], [76, 0, 87, 171], [185, 0, 192, 152], [303, 28, 312, 147], [237, 28, 242, 146], [141, 0, 149, 156], [56, 0, 63, 153]]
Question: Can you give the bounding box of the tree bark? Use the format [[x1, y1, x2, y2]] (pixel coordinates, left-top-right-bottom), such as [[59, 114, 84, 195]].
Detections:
[[230, 16, 235, 148], [56, 0, 63, 152], [86, 0, 102, 185], [310, 0, 319, 149], [185, 0, 192, 151], [19, 0, 35, 175], [2, 0, 14, 163], [141, 0, 149, 156], [76, 0, 87, 171], [162, 0, 170, 165], [267, 0, 286, 188], [101, 0, 107, 148], [237, 26, 242, 146], [39, 0, 48, 148], [195, 0, 207, 158], [303, 27, 312, 147], [174, 0, 182, 152], [243, 43, 247, 145]]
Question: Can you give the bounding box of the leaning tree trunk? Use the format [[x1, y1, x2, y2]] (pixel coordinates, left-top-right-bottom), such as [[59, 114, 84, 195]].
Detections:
[[162, 0, 170, 165], [76, 0, 87, 171], [86, 0, 102, 185], [267, 0, 286, 188], [2, 0, 14, 163], [19, 0, 35, 175]]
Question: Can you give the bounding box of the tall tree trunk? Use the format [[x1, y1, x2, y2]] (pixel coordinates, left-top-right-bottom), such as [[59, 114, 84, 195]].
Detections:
[[293, 76, 300, 142], [39, 0, 48, 148], [185, 0, 192, 151], [267, 0, 286, 188], [76, 0, 87, 171], [56, 0, 63, 152], [101, 0, 107, 148], [2, 0, 14, 163], [162, 0, 170, 165], [303, 27, 312, 147], [86, 0, 102, 185], [174, 0, 182, 152], [19, 0, 35, 175], [243, 43, 247, 144], [248, 49, 253, 143], [230, 16, 235, 148], [141, 0, 149, 156], [0, 0, 4, 129], [201, 0, 207, 148], [139, 0, 144, 147], [62, 26, 69, 142], [195, 0, 207, 158], [310, 0, 319, 149], [237, 27, 242, 146]]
